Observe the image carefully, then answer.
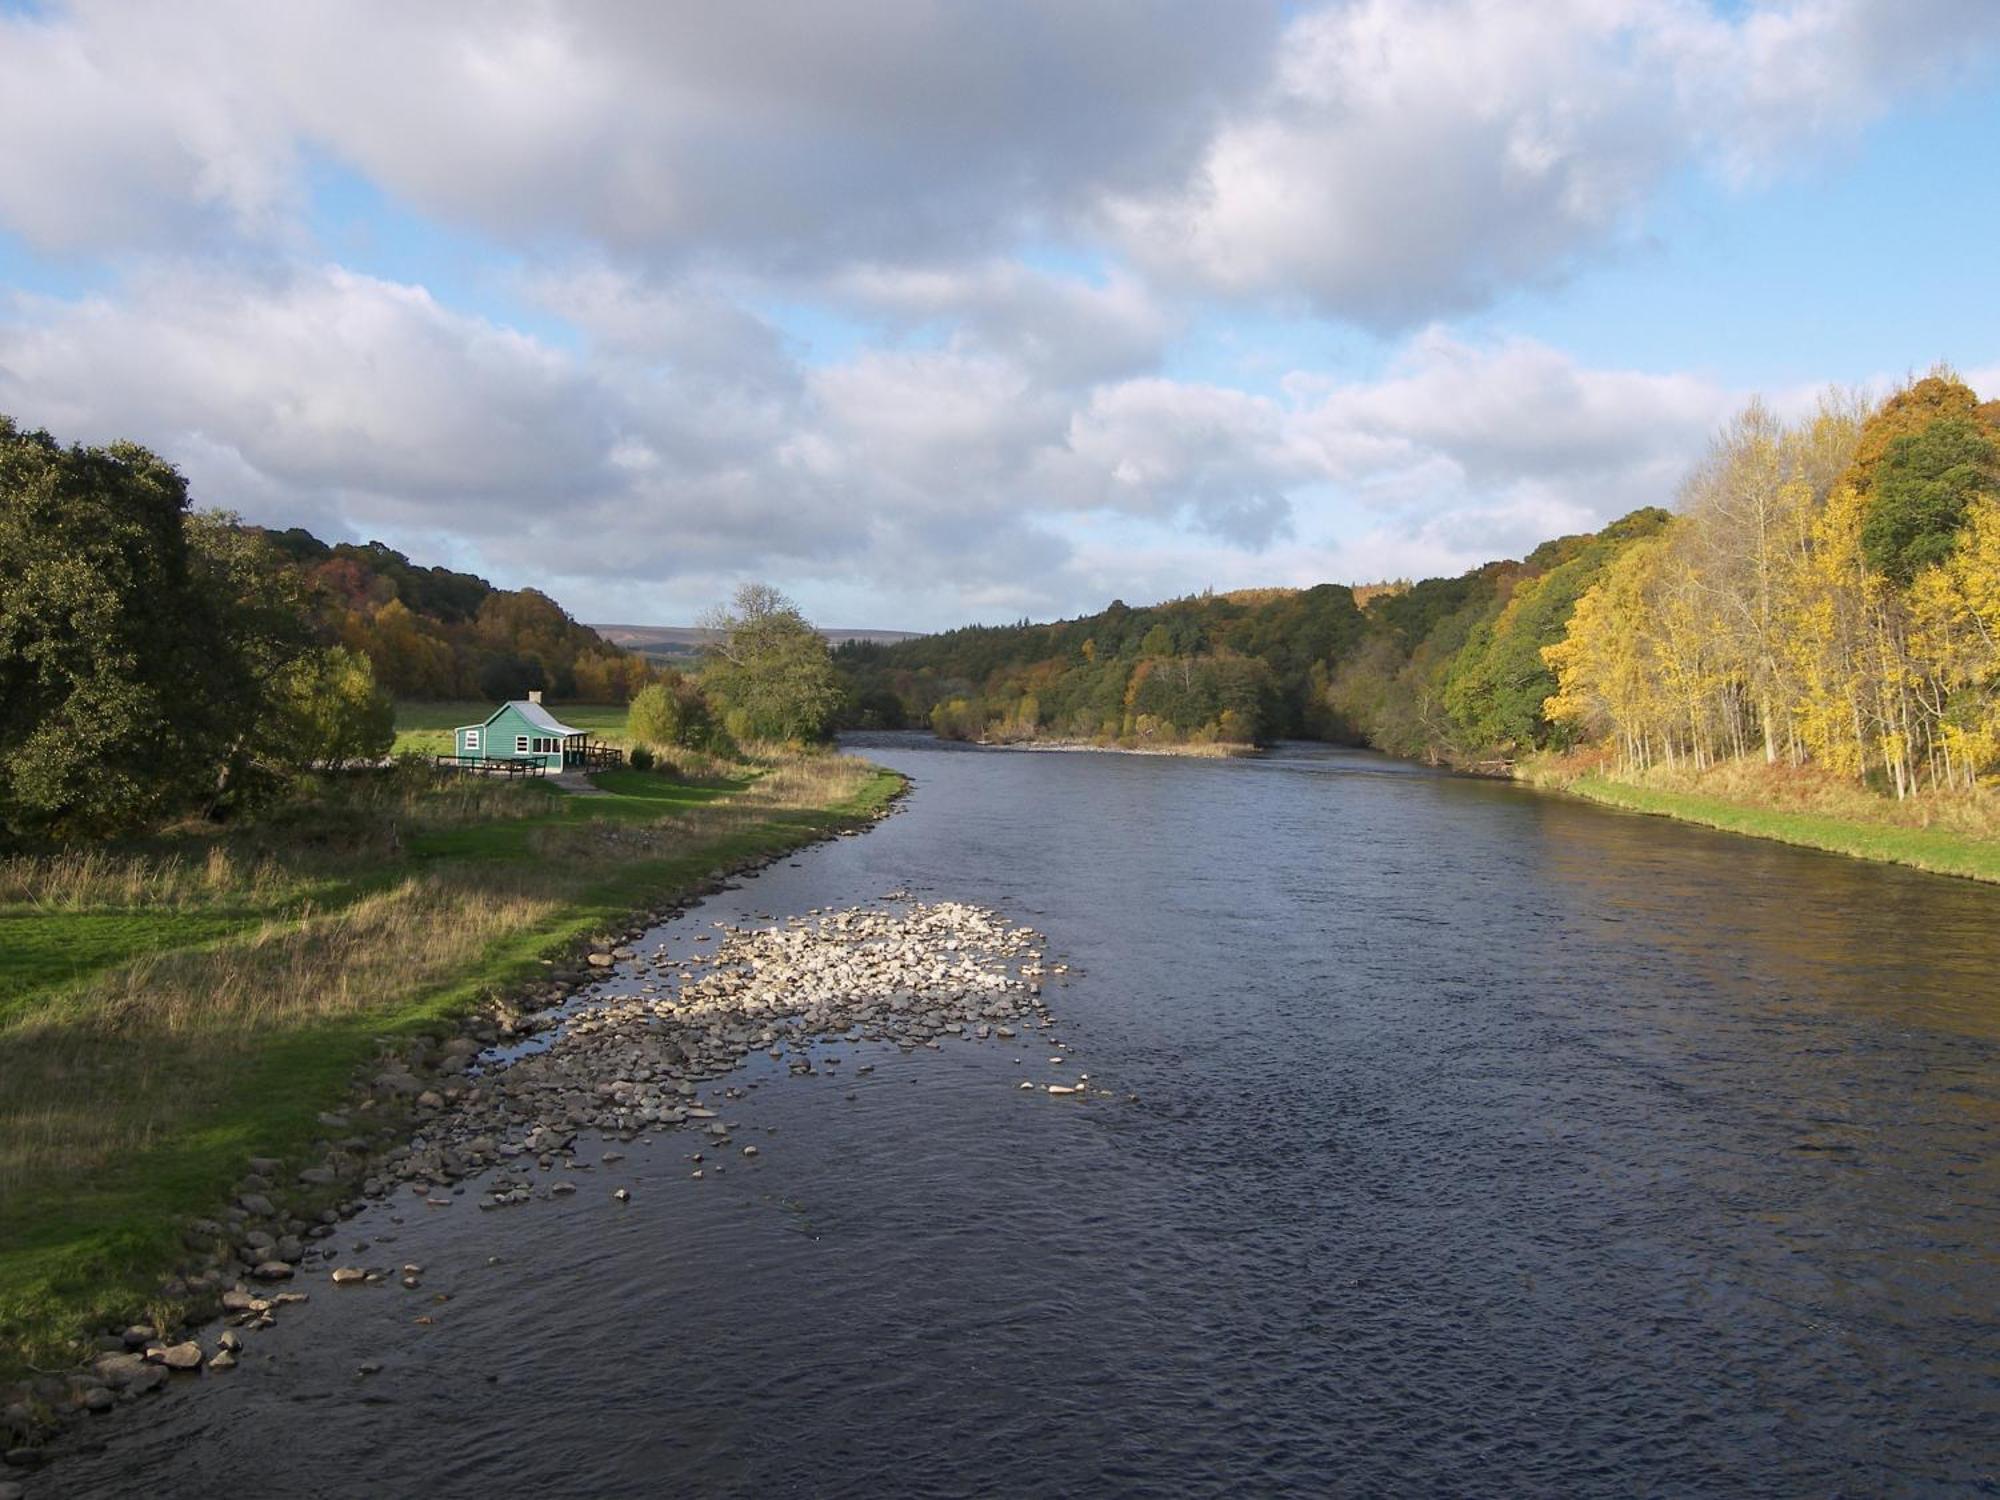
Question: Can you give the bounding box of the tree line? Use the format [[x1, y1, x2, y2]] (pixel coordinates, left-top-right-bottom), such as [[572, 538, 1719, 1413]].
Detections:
[[839, 372, 1999, 796], [1, 415, 851, 840], [836, 585, 1367, 747], [1544, 375, 2000, 796], [259, 527, 656, 703]]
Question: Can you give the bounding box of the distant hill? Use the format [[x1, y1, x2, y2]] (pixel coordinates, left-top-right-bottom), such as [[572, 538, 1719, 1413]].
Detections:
[[594, 623, 923, 660]]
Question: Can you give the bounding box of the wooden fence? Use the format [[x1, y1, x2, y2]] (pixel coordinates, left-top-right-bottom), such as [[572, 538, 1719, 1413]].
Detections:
[[432, 754, 548, 778]]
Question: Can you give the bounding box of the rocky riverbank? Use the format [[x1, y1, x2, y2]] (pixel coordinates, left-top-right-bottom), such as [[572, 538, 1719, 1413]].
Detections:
[[2, 879, 1089, 1487]]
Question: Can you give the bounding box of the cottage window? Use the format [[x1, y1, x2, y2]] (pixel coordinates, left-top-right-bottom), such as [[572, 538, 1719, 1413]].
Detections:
[[516, 735, 530, 753], [465, 730, 480, 751]]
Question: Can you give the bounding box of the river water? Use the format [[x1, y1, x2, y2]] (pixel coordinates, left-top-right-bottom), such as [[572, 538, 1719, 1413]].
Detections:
[[40, 737, 2000, 1497]]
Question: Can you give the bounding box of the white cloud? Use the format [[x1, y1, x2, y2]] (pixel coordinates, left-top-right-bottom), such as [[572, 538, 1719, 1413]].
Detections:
[[0, 0, 1273, 268], [5, 0, 1990, 329], [826, 262, 1175, 386], [1107, 0, 2000, 324], [1, 2, 1989, 627], [0, 261, 1742, 625]]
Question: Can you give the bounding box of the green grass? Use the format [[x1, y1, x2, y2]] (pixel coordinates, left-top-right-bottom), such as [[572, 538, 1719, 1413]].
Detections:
[[0, 755, 902, 1386], [1567, 775, 2000, 884], [0, 911, 262, 1023], [402, 768, 746, 860], [391, 699, 633, 756]]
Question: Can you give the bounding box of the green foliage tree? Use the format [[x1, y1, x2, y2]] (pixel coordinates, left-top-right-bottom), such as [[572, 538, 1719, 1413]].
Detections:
[[1860, 417, 1999, 584], [270, 646, 395, 770], [626, 682, 681, 747], [700, 583, 841, 742], [0, 421, 283, 838], [627, 667, 716, 750]]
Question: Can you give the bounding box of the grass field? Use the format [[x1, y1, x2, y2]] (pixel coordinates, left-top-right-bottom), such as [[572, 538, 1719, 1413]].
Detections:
[[1529, 757, 2000, 884], [390, 699, 634, 756], [0, 749, 901, 1385]]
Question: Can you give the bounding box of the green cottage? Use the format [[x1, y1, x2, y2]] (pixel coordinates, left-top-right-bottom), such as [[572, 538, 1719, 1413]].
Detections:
[[452, 691, 590, 774]]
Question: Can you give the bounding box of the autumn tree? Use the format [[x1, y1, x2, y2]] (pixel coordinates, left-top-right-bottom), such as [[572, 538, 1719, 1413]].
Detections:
[[700, 583, 841, 743]]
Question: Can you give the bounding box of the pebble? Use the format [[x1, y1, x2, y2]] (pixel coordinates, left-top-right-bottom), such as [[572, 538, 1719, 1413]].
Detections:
[[73, 899, 1065, 1433], [394, 901, 1055, 1214]]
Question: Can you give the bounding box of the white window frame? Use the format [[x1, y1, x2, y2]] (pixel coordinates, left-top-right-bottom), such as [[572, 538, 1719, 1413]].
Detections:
[[465, 729, 480, 751], [516, 735, 530, 753]]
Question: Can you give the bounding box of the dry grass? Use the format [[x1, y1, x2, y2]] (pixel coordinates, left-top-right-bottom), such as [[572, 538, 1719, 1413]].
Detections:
[[0, 877, 564, 1192], [0, 846, 293, 912], [526, 752, 873, 862], [0, 748, 891, 1220], [0, 766, 562, 919], [630, 743, 742, 784]]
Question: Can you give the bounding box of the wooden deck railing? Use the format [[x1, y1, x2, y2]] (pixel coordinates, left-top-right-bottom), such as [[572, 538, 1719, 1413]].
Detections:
[[432, 754, 548, 778]]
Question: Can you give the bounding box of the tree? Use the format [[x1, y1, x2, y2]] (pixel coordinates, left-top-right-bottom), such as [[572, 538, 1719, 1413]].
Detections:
[[1860, 417, 1999, 585], [478, 651, 547, 702], [627, 670, 714, 748], [699, 583, 841, 742], [626, 682, 679, 747], [0, 421, 276, 838], [270, 646, 395, 771]]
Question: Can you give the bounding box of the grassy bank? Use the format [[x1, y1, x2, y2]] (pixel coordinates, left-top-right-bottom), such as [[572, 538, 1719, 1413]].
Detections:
[[0, 751, 901, 1385], [1526, 756, 2000, 884]]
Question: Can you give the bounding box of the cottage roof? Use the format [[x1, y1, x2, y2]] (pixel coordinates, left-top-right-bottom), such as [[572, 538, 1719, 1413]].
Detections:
[[503, 699, 583, 736]]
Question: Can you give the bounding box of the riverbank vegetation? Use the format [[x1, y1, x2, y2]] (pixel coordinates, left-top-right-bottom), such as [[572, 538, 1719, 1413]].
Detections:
[[840, 585, 1366, 748], [1541, 377, 2000, 798], [0, 748, 899, 1384], [1, 413, 888, 1388], [838, 371, 1998, 857], [1524, 755, 2000, 883]]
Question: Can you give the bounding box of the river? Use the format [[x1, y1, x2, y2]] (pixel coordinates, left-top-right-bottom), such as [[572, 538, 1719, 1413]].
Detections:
[[39, 737, 2000, 1497]]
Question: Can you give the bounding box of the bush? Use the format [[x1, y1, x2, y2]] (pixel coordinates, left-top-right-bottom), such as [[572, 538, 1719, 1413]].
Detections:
[[629, 744, 655, 771], [627, 683, 678, 745], [627, 671, 716, 750]]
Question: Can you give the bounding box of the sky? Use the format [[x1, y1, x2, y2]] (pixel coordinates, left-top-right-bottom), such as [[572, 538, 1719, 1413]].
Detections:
[[2, 1, 1998, 631]]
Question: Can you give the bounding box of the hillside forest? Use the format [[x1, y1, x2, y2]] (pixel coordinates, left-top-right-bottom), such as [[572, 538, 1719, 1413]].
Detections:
[[838, 373, 2000, 797], [1, 418, 659, 840], [258, 528, 657, 704], [2, 412, 860, 841]]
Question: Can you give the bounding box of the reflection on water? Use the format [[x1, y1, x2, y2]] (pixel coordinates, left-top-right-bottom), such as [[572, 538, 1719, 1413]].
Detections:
[[44, 735, 2000, 1497]]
